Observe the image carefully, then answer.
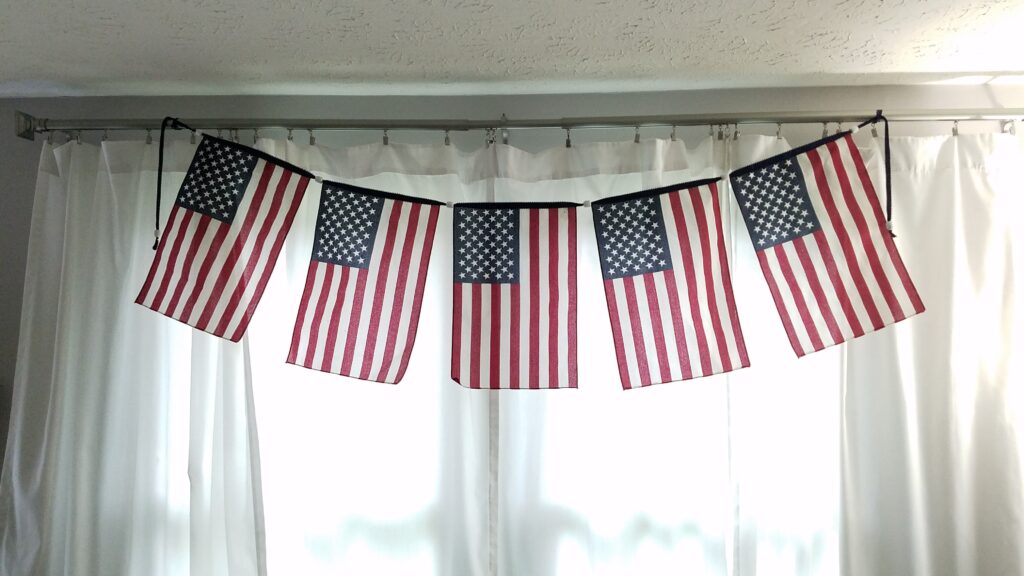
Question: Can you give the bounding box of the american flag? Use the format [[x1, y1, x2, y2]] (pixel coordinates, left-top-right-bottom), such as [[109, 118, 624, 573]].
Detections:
[[287, 182, 441, 383], [137, 135, 311, 341], [593, 179, 749, 389], [451, 204, 578, 389], [729, 132, 925, 357]]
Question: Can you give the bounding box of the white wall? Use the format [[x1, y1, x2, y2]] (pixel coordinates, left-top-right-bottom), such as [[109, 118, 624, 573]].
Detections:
[[2, 85, 1023, 462]]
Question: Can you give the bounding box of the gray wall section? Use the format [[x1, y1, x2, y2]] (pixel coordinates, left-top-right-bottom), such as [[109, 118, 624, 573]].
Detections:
[[1, 85, 1023, 464]]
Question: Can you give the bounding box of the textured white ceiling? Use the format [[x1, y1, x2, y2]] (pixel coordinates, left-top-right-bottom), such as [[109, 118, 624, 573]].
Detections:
[[2, 0, 1024, 96]]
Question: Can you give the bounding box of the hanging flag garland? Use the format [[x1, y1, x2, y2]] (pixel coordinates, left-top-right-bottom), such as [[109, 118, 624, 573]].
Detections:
[[728, 129, 924, 356], [135, 112, 924, 387], [287, 181, 442, 383], [592, 178, 749, 389], [136, 133, 312, 341], [451, 203, 579, 389]]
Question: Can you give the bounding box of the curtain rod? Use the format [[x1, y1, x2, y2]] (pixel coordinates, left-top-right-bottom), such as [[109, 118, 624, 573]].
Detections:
[[14, 109, 1024, 141]]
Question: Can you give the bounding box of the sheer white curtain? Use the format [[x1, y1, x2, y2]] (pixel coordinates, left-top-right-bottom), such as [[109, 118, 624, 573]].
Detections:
[[1, 129, 1019, 576]]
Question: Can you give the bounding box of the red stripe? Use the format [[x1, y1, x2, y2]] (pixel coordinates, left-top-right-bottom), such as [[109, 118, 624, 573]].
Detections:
[[340, 269, 369, 376], [708, 182, 749, 367], [147, 208, 194, 311], [603, 279, 633, 389], [773, 244, 824, 352], [642, 274, 672, 382], [490, 285, 502, 389], [227, 175, 309, 342], [394, 205, 440, 383], [359, 202, 404, 379], [137, 204, 183, 304], [375, 202, 422, 383], [757, 251, 805, 356], [176, 223, 231, 322], [566, 208, 578, 389], [825, 141, 904, 322], [302, 264, 335, 367], [193, 162, 277, 330], [688, 187, 732, 372], [662, 270, 693, 380], [792, 237, 844, 346], [320, 265, 351, 373], [470, 283, 482, 389], [806, 149, 885, 331], [842, 135, 925, 314], [214, 170, 293, 338], [287, 260, 321, 364], [809, 230, 865, 337], [162, 217, 212, 317], [547, 209, 559, 389], [451, 282, 463, 383], [510, 283, 521, 389], [528, 209, 540, 390], [667, 192, 712, 375], [622, 276, 652, 387]]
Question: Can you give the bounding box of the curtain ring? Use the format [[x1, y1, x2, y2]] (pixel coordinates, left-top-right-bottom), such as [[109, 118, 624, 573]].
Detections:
[[308, 129, 316, 146]]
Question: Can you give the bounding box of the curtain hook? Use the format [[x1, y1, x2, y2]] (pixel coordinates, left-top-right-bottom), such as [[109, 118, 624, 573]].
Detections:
[[670, 124, 677, 141], [565, 128, 572, 148], [836, 122, 844, 135], [46, 130, 54, 145], [146, 129, 153, 145], [822, 123, 828, 138], [190, 130, 196, 145], [232, 129, 240, 143], [871, 123, 878, 138], [76, 131, 82, 145], [776, 122, 783, 140], [444, 129, 451, 146], [634, 126, 640, 144], [383, 129, 389, 146], [287, 128, 294, 141], [708, 124, 714, 137], [952, 120, 959, 137], [308, 129, 316, 146], [1008, 120, 1018, 136], [733, 123, 740, 141], [253, 128, 259, 145], [102, 128, 109, 142], [216, 129, 223, 139], [716, 124, 724, 140]]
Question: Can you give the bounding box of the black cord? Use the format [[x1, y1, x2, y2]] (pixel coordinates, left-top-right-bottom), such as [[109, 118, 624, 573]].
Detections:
[[857, 110, 894, 237], [153, 117, 196, 250]]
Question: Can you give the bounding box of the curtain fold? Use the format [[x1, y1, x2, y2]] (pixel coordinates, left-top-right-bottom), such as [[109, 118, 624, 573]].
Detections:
[[1, 131, 1019, 576]]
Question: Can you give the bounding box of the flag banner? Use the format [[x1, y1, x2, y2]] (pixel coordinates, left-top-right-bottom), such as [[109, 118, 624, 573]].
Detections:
[[288, 182, 442, 383], [729, 131, 925, 357], [593, 178, 749, 389], [452, 203, 578, 389], [137, 134, 312, 341]]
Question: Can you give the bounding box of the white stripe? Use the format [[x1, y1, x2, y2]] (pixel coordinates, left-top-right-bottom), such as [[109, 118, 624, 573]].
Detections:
[[476, 284, 491, 388], [350, 200, 397, 373], [366, 202, 408, 378], [762, 248, 812, 356], [611, 279, 641, 389], [779, 240, 833, 348], [652, 272, 682, 381], [535, 210, 551, 388], [517, 212, 531, 389], [557, 209, 570, 388], [459, 283, 474, 386], [296, 263, 327, 363], [798, 154, 875, 334], [220, 170, 304, 336], [315, 267, 348, 372], [835, 139, 916, 318], [331, 268, 361, 374], [660, 195, 703, 377], [383, 205, 428, 383], [498, 283, 512, 389], [631, 274, 660, 384]]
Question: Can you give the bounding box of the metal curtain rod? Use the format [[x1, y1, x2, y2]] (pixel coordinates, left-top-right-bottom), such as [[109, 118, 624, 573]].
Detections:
[[14, 108, 1024, 140]]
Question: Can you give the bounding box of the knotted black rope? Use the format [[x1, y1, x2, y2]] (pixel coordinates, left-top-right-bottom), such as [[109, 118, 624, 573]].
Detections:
[[858, 109, 894, 237], [154, 117, 195, 249]]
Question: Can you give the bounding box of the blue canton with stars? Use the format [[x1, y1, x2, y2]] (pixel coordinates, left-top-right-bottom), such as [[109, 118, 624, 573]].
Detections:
[[593, 195, 673, 280], [729, 155, 822, 251], [177, 136, 259, 223], [311, 185, 384, 269], [454, 207, 519, 284]]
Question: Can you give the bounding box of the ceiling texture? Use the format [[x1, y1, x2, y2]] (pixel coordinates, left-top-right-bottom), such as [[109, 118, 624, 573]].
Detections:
[[1, 0, 1023, 96]]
